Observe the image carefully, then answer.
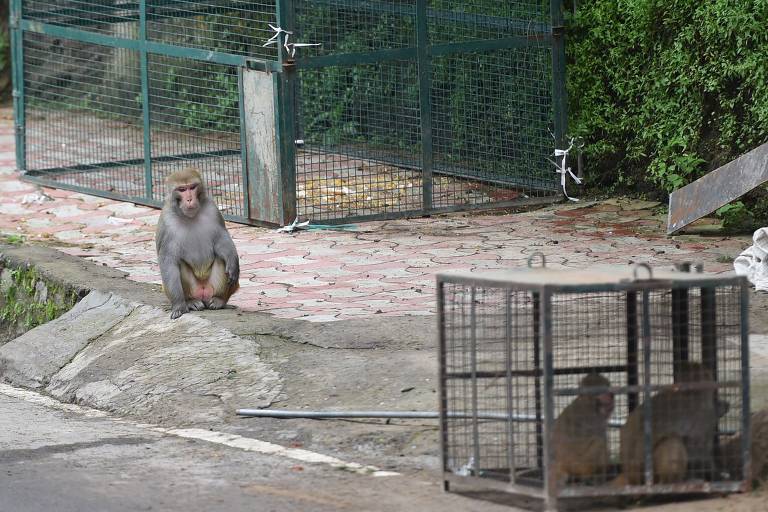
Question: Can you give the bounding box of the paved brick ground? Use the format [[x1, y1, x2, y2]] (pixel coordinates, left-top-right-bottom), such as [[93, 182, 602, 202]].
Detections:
[[0, 111, 752, 322]]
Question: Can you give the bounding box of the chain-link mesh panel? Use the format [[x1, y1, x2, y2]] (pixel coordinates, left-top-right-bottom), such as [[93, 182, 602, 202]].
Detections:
[[23, 32, 147, 196], [23, 1, 140, 36], [148, 55, 245, 217], [146, 0, 278, 61], [428, 0, 550, 44], [295, 0, 559, 222], [296, 60, 423, 221], [295, 0, 416, 56], [431, 47, 556, 207]]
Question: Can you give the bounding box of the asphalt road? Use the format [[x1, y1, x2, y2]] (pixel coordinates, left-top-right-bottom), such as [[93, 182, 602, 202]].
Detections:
[[0, 387, 517, 512]]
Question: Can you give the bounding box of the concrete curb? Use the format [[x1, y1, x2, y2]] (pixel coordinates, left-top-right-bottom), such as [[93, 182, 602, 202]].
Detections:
[[0, 246, 283, 425]]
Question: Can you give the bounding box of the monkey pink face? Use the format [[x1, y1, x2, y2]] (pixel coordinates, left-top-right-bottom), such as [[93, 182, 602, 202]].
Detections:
[[597, 392, 615, 419], [174, 183, 201, 218]]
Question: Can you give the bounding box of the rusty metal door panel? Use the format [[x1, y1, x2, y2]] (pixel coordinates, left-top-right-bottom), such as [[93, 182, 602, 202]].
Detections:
[[668, 141, 768, 233]]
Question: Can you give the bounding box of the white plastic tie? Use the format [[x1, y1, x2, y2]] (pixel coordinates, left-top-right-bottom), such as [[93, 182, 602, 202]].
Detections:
[[276, 218, 310, 233], [263, 24, 320, 57], [551, 139, 582, 202]]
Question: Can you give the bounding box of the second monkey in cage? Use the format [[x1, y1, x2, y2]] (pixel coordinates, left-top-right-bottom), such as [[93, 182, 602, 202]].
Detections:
[[616, 361, 729, 485]]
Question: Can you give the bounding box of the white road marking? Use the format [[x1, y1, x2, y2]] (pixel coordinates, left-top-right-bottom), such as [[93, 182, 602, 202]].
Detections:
[[0, 383, 399, 477]]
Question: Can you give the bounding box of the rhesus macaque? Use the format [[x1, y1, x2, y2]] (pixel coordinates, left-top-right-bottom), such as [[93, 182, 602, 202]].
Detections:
[[718, 409, 768, 484], [155, 167, 240, 319], [616, 361, 728, 485], [552, 373, 615, 484]]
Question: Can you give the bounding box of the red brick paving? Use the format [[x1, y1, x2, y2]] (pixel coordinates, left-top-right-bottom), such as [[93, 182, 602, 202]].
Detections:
[[0, 113, 753, 322]]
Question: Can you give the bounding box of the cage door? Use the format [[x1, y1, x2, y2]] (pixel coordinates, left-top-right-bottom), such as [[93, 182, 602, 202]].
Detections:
[[242, 66, 297, 226]]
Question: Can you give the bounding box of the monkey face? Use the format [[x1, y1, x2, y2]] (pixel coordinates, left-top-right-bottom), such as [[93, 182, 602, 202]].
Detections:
[[174, 183, 201, 218], [597, 392, 615, 419]]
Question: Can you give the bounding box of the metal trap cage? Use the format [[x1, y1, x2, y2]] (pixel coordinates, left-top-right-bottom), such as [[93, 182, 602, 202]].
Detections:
[[436, 259, 751, 510], [11, 0, 567, 226]]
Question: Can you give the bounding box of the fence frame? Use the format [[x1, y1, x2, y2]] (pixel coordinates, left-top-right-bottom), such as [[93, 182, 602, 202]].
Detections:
[[12, 0, 567, 225]]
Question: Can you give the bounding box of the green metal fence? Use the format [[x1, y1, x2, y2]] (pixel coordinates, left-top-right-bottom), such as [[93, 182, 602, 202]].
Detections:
[[11, 0, 566, 226]]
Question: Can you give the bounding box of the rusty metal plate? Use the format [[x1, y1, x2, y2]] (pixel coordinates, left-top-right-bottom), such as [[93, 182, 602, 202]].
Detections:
[[667, 141, 768, 233]]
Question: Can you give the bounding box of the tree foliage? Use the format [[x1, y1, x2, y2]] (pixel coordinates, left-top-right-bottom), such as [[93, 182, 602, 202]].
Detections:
[[567, 0, 768, 197]]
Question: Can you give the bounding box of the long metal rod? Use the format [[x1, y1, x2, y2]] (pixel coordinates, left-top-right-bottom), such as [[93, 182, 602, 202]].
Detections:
[[237, 409, 444, 419], [550, 0, 567, 153], [235, 408, 639, 429], [20, 20, 271, 69], [469, 287, 481, 475], [541, 288, 557, 511], [275, 0, 297, 225], [504, 291, 517, 484], [26, 149, 242, 176]]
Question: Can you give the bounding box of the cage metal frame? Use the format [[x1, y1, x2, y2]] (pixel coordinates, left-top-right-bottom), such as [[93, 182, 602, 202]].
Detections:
[[10, 0, 568, 226], [436, 263, 751, 510]]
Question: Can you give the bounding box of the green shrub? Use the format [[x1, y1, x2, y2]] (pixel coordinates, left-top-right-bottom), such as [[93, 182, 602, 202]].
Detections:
[[567, 0, 768, 198]]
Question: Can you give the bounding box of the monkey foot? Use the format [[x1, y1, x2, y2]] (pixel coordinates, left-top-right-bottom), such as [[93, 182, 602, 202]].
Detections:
[[187, 299, 205, 311], [207, 297, 227, 310], [170, 305, 188, 320]]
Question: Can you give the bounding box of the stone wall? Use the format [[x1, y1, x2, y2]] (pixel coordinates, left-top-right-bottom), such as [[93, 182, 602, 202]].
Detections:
[[0, 255, 82, 344]]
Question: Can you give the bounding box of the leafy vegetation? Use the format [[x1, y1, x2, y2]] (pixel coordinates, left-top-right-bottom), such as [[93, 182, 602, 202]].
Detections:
[[566, 0, 768, 210], [0, 265, 78, 331]]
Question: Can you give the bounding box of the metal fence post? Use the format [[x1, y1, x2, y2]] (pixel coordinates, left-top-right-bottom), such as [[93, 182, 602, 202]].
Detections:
[[274, 0, 298, 225], [541, 287, 557, 511], [139, 0, 153, 201], [10, 0, 25, 172], [740, 282, 752, 489], [416, 0, 433, 213], [551, 0, 568, 152]]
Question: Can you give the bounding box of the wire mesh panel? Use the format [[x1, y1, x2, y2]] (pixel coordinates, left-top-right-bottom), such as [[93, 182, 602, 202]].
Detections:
[[437, 266, 750, 510], [23, 31, 147, 197], [295, 60, 424, 220], [147, 55, 245, 216], [15, 0, 565, 224], [16, 0, 259, 217], [146, 0, 277, 60], [441, 284, 541, 484], [23, 0, 140, 35], [293, 0, 562, 222]]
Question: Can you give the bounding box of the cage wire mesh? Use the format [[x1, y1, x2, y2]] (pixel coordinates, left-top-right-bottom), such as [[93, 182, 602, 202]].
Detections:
[[438, 269, 749, 507], [16, 1, 563, 224], [294, 0, 559, 221]]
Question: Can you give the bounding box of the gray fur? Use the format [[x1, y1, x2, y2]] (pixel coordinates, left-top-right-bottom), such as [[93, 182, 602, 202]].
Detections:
[[156, 177, 240, 319]]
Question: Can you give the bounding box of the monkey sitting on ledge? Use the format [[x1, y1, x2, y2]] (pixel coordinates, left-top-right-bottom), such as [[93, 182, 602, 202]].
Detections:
[[155, 167, 240, 319]]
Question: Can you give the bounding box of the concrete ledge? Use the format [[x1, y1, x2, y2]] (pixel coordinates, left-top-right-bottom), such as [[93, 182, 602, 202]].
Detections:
[[0, 291, 133, 389], [0, 244, 283, 425]]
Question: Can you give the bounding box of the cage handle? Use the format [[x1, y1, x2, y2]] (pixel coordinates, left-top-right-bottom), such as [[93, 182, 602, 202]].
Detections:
[[674, 261, 704, 273], [632, 263, 653, 281], [527, 252, 546, 268]]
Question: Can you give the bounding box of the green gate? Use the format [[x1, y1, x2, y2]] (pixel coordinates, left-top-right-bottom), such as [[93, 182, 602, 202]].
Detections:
[[11, 1, 566, 226]]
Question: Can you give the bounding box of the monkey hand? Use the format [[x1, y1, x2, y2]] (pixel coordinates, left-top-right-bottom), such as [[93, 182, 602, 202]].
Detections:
[[225, 259, 239, 287], [170, 302, 189, 320]]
